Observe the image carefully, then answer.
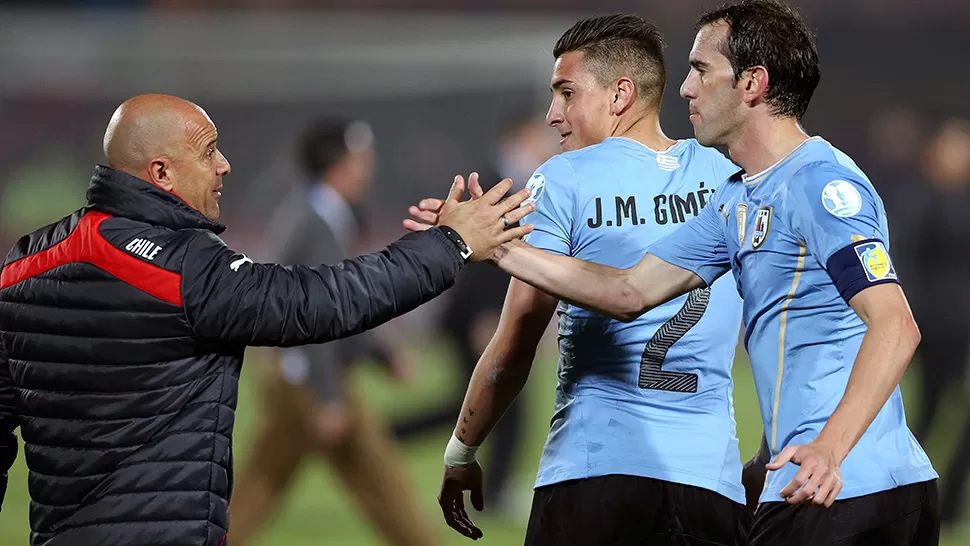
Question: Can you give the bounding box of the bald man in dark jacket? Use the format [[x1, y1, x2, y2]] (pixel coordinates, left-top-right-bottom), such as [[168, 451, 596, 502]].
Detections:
[[0, 94, 534, 546]]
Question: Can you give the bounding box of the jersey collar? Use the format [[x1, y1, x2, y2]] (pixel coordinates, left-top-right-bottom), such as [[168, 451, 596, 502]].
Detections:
[[741, 136, 824, 185], [607, 136, 687, 155]]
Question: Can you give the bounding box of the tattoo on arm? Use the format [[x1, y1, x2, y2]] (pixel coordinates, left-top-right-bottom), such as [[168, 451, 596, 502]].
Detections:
[[457, 407, 475, 443]]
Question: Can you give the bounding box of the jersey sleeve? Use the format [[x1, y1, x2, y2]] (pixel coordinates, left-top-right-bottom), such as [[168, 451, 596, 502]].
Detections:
[[521, 155, 577, 256], [647, 187, 732, 286], [788, 161, 899, 302], [181, 228, 462, 346]]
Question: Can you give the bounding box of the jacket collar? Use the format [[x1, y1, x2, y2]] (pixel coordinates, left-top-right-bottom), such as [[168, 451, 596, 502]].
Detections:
[[85, 165, 226, 234]]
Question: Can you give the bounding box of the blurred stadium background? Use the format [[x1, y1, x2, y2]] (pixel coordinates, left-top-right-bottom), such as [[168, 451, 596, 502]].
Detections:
[[1, 1, 969, 545]]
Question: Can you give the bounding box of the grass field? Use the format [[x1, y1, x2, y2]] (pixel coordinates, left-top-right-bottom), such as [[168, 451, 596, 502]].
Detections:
[[1, 341, 968, 545]]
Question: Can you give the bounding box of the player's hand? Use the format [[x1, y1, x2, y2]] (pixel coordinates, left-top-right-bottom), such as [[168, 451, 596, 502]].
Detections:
[[768, 440, 843, 507], [435, 175, 534, 262], [438, 461, 485, 540], [402, 172, 486, 232]]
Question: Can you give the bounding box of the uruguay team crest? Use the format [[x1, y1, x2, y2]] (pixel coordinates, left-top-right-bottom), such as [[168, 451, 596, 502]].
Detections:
[[736, 203, 748, 246], [751, 207, 772, 249]]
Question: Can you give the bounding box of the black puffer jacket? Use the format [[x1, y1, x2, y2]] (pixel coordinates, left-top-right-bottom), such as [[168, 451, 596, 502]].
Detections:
[[0, 166, 463, 545]]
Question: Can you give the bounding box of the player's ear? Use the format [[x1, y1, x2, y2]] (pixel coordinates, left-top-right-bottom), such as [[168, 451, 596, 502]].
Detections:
[[741, 66, 770, 106], [148, 157, 175, 192], [611, 77, 637, 115]]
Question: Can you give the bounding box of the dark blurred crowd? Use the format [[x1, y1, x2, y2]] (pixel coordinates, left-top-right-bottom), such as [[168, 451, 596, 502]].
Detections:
[[868, 113, 970, 525]]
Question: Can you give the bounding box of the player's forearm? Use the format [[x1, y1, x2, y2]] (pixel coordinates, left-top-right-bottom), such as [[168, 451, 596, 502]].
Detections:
[[452, 338, 536, 447], [492, 240, 645, 322], [815, 312, 920, 461]]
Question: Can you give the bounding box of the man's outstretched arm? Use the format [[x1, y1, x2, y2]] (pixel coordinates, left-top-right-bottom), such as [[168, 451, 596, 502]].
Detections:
[[185, 178, 534, 347], [491, 240, 704, 322], [491, 187, 733, 322], [408, 172, 732, 324]]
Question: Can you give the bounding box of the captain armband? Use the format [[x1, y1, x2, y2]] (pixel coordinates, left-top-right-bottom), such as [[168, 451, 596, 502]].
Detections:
[[825, 238, 899, 302]]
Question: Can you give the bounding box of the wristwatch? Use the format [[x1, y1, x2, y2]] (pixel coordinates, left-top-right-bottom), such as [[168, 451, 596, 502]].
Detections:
[[438, 225, 473, 262]]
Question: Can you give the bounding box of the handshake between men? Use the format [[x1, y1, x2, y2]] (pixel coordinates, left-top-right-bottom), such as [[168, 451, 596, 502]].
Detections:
[[431, 173, 535, 261], [404, 173, 511, 247]]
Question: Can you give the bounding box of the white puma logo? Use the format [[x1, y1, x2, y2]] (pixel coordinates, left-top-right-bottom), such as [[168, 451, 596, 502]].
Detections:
[[230, 255, 253, 271]]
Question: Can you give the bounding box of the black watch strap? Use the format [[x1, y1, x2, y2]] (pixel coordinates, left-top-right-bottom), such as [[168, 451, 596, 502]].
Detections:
[[438, 225, 473, 262]]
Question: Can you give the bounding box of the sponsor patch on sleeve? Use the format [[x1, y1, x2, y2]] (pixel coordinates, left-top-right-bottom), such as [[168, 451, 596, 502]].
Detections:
[[854, 241, 896, 282]]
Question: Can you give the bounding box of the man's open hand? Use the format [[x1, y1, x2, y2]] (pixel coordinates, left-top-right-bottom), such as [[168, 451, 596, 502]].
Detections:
[[407, 173, 533, 262], [768, 440, 843, 507], [438, 461, 485, 540], [403, 172, 487, 232]]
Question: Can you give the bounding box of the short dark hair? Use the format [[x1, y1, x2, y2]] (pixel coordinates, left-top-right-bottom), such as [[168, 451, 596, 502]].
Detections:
[[553, 14, 667, 107], [697, 0, 820, 119], [298, 119, 373, 180]]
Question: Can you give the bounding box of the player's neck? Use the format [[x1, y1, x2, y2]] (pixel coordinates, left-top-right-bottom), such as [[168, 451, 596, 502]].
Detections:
[[615, 110, 676, 152], [727, 117, 811, 175]]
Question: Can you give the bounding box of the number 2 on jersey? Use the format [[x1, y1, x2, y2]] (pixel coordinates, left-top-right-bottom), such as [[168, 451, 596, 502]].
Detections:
[[638, 287, 710, 393]]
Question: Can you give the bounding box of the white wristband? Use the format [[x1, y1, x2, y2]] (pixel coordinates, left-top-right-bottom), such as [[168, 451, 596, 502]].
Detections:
[[443, 434, 479, 468]]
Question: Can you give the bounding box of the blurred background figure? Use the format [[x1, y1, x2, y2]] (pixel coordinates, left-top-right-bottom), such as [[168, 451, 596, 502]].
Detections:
[[902, 119, 970, 528], [392, 110, 559, 516], [902, 119, 970, 440], [228, 119, 437, 546], [863, 107, 925, 234]]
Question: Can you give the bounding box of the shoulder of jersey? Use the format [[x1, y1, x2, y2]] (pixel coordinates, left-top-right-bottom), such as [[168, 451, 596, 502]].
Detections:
[[793, 160, 875, 219], [687, 139, 728, 161], [524, 153, 572, 207], [683, 139, 741, 184], [567, 137, 666, 166], [561, 140, 612, 162], [543, 144, 612, 178], [524, 144, 612, 207]]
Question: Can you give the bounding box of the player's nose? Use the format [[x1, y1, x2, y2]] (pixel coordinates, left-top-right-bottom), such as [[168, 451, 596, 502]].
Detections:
[[217, 151, 231, 175], [679, 75, 695, 99], [545, 104, 563, 127]]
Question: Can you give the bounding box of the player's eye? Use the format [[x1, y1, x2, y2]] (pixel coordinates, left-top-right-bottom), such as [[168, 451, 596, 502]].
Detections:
[[563, 90, 574, 99]]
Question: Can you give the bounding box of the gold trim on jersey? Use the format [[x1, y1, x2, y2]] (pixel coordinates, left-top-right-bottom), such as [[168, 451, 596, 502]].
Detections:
[[772, 242, 807, 451], [736, 203, 749, 246]]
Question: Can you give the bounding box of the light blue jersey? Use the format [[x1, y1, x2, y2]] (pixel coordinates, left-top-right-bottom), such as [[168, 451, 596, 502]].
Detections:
[[524, 137, 745, 503], [650, 136, 938, 503]]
